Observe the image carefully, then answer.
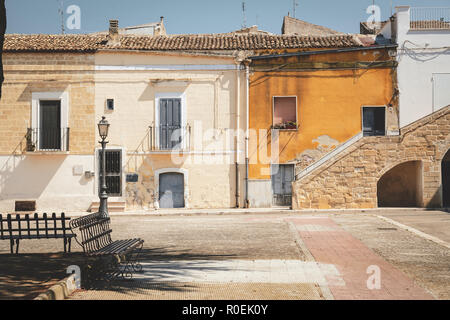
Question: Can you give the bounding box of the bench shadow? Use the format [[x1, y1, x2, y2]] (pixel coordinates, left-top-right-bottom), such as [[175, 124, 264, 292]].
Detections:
[[0, 246, 239, 299], [83, 246, 239, 296]]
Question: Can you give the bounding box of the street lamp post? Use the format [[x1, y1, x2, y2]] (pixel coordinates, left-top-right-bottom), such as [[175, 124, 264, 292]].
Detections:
[[97, 116, 110, 217]]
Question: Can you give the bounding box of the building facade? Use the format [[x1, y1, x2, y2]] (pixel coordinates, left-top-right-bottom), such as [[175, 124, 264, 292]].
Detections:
[[380, 6, 450, 127], [247, 43, 399, 208], [290, 6, 450, 209], [93, 50, 247, 210], [0, 44, 96, 212]]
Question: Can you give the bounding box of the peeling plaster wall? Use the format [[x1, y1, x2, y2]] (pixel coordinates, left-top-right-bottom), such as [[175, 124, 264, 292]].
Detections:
[[248, 48, 398, 181]]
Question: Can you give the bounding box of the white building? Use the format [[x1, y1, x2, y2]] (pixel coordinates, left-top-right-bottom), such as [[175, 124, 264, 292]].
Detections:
[[381, 6, 450, 127]]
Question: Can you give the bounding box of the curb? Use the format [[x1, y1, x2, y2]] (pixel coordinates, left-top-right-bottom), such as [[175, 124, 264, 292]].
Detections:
[[62, 207, 450, 218], [34, 274, 78, 300]]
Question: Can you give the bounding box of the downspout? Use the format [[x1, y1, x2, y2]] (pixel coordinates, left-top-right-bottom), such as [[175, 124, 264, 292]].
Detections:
[[245, 64, 250, 208], [235, 63, 241, 208]]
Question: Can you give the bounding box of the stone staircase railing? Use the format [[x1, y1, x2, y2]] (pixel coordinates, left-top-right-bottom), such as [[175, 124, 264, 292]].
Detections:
[[295, 132, 364, 181]]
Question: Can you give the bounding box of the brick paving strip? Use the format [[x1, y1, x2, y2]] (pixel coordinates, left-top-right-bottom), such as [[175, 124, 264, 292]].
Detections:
[[286, 217, 434, 300]]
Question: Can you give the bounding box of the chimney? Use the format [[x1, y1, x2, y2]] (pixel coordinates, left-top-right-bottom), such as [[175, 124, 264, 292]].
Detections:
[[108, 19, 120, 44], [156, 16, 167, 36]]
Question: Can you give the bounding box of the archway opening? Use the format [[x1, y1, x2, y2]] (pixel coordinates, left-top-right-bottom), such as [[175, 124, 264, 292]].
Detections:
[[442, 150, 450, 207], [377, 161, 423, 207]]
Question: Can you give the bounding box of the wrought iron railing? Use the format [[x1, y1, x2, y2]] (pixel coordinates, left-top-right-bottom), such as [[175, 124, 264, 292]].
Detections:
[[148, 125, 191, 151], [26, 127, 70, 152], [410, 7, 450, 30]]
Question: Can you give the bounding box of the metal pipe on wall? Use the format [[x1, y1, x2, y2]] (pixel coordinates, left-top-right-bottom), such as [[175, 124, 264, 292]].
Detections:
[[235, 63, 241, 208], [245, 65, 250, 208]]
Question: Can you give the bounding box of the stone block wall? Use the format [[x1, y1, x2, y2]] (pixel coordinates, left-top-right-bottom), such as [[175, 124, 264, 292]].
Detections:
[[0, 52, 95, 155], [292, 106, 450, 209]]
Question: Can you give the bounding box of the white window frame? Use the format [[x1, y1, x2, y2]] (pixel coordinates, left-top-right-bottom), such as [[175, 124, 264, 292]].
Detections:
[[272, 96, 298, 130], [31, 91, 69, 150], [94, 145, 126, 202], [155, 92, 188, 150]]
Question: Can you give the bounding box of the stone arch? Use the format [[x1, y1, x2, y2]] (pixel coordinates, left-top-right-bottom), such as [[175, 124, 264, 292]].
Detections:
[[442, 149, 450, 207], [377, 160, 423, 207]]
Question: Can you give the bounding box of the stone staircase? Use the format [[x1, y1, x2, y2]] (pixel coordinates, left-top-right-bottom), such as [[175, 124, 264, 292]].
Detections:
[[89, 201, 126, 213], [292, 105, 450, 209]]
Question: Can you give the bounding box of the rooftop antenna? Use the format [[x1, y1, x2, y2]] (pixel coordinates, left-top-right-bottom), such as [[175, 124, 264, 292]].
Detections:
[[242, 1, 247, 28], [58, 0, 65, 34], [293, 0, 299, 18]]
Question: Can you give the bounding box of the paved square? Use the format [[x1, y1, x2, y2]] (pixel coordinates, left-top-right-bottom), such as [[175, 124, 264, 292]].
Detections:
[[1, 210, 449, 300]]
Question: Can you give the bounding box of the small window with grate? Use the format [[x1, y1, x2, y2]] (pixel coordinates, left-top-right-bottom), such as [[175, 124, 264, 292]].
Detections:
[[106, 99, 114, 111]]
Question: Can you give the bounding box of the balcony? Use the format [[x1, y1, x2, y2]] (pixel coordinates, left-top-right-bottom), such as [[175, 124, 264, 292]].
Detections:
[[26, 127, 70, 152], [149, 125, 191, 151], [148, 125, 191, 151], [410, 7, 450, 30]]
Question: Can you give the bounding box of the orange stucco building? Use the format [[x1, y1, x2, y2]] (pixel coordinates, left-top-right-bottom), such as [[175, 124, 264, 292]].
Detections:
[[247, 45, 399, 207]]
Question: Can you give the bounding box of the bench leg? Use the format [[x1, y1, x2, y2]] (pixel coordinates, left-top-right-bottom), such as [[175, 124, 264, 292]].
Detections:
[[63, 238, 67, 253], [9, 239, 14, 254], [15, 239, 20, 254], [68, 238, 72, 253]]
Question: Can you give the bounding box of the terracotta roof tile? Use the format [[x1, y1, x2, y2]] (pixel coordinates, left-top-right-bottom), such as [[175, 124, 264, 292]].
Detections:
[[3, 33, 362, 52]]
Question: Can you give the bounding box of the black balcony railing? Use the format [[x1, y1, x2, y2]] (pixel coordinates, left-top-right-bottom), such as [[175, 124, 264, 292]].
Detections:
[[148, 125, 191, 151], [26, 127, 70, 152]]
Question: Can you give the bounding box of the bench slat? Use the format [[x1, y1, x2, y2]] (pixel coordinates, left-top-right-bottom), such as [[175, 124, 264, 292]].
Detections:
[[89, 238, 143, 256], [82, 229, 112, 246]]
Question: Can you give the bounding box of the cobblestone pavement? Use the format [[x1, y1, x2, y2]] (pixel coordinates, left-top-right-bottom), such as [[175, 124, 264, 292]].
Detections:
[[1, 210, 449, 300]]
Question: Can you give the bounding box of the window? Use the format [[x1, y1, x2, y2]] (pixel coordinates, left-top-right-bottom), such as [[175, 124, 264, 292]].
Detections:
[[273, 96, 297, 129], [30, 92, 69, 151], [106, 99, 115, 111], [362, 106, 385, 136], [159, 98, 182, 150], [154, 92, 188, 151]]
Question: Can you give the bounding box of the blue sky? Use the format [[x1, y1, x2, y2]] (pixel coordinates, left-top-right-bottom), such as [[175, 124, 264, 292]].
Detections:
[[5, 0, 450, 35]]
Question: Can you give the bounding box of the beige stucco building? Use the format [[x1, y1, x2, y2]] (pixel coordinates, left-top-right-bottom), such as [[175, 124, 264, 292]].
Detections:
[[93, 51, 247, 210]]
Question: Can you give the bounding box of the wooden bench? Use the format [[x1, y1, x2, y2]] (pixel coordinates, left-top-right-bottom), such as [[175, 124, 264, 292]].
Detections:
[[69, 212, 144, 281], [0, 213, 75, 254]]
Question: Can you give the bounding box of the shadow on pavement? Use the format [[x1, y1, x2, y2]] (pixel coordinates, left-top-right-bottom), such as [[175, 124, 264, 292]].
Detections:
[[0, 252, 86, 300], [0, 246, 237, 299], [85, 247, 238, 295]]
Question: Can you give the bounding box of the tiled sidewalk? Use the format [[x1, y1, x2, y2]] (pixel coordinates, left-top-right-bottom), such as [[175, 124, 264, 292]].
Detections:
[[287, 217, 434, 300]]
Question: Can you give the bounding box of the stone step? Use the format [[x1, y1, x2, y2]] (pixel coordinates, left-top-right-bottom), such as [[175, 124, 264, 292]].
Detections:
[[89, 201, 126, 213]]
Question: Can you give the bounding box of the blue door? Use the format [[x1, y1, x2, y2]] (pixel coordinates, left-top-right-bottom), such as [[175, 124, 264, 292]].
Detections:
[[271, 164, 294, 206], [159, 172, 185, 208]]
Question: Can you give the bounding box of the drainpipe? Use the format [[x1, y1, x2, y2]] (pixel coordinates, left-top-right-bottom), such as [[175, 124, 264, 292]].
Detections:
[[235, 63, 241, 208], [245, 64, 250, 208]]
